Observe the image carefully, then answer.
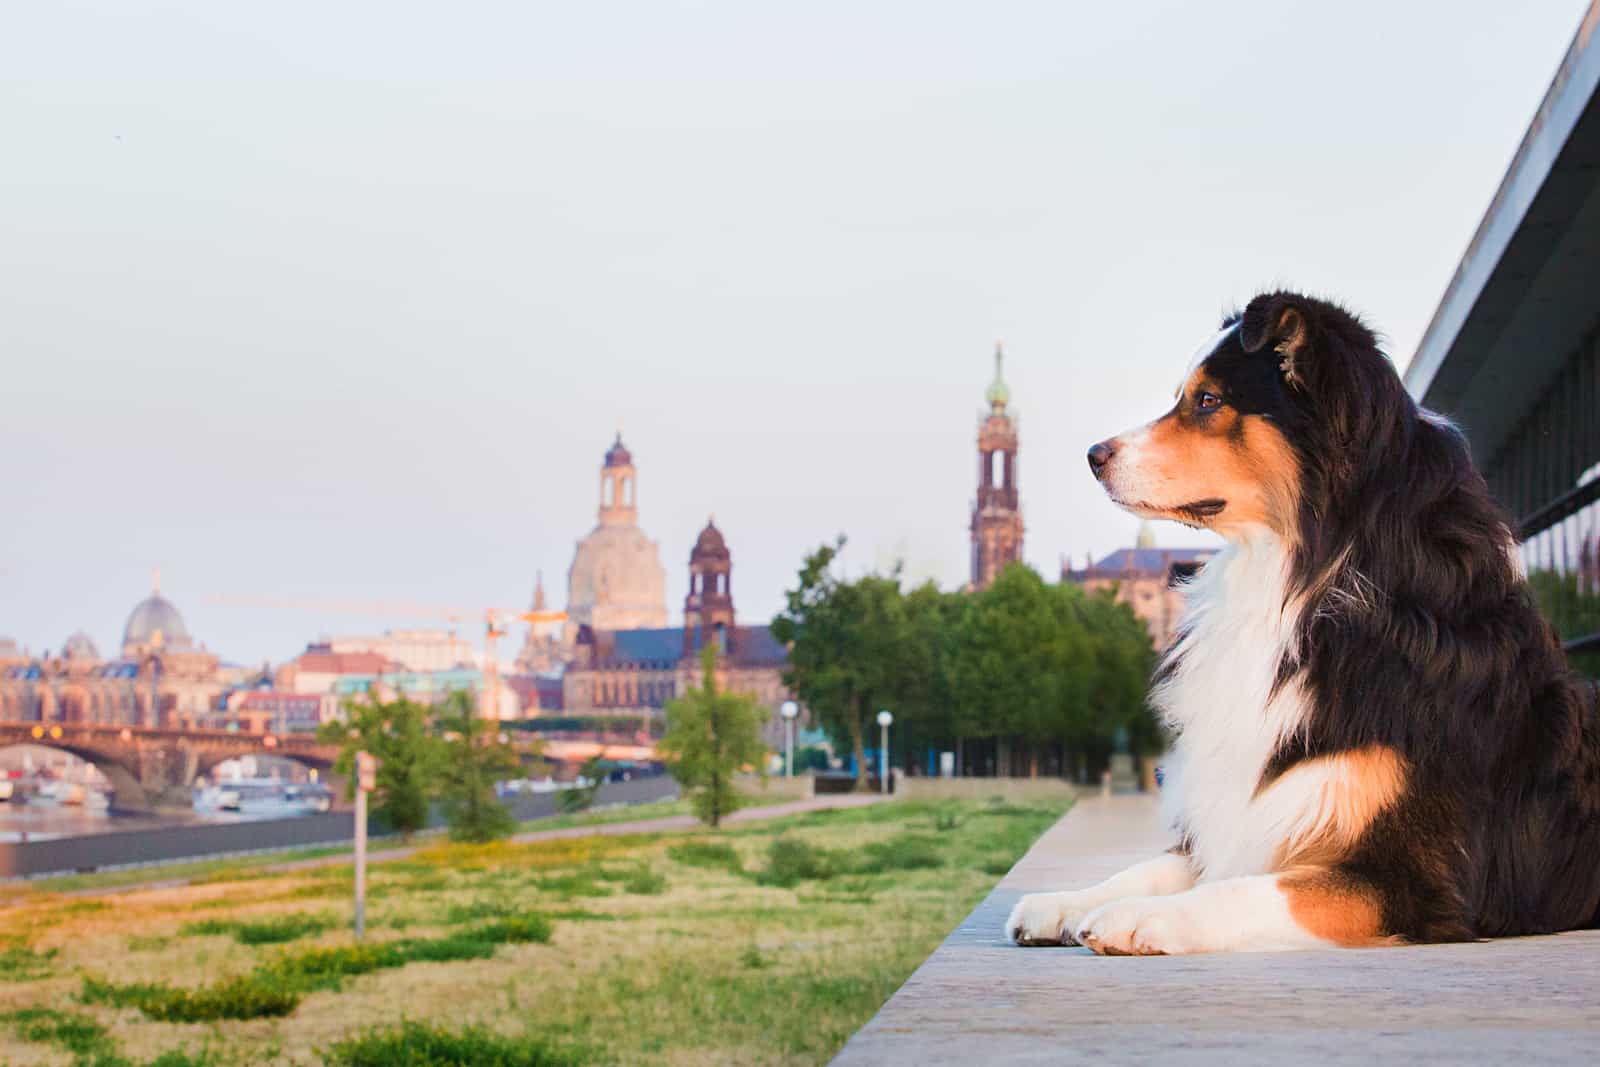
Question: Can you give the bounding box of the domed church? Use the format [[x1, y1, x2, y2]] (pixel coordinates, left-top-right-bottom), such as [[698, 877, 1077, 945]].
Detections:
[[0, 572, 223, 728], [565, 435, 669, 632], [561, 516, 795, 746]]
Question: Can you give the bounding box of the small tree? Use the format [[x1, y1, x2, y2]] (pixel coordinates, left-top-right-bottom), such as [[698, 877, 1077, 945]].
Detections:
[[659, 645, 769, 827], [317, 692, 439, 840], [434, 690, 524, 843], [557, 756, 607, 814]]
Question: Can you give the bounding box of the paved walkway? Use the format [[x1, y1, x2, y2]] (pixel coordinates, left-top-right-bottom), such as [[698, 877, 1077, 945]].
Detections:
[[59, 792, 885, 898], [832, 794, 1600, 1065]]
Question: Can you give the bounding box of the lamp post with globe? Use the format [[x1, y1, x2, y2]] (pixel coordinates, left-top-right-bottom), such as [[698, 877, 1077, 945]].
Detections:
[[780, 700, 799, 777], [876, 709, 893, 795]]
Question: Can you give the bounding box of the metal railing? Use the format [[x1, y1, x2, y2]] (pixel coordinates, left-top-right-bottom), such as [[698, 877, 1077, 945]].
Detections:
[[1482, 320, 1600, 674]]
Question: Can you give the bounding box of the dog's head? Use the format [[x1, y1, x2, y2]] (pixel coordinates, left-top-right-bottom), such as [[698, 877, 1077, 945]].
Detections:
[[1087, 291, 1410, 543]]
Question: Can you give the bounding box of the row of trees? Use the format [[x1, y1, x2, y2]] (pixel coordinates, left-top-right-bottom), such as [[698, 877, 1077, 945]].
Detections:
[[318, 647, 774, 837], [771, 539, 1161, 787]]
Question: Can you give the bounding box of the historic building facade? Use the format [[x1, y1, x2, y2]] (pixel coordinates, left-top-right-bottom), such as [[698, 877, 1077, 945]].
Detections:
[[0, 577, 225, 728], [1061, 524, 1218, 650], [566, 435, 668, 632], [970, 345, 1024, 589], [561, 518, 795, 746]]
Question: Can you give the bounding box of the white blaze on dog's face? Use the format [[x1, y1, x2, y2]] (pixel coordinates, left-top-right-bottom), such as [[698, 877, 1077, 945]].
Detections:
[[1086, 320, 1304, 541]]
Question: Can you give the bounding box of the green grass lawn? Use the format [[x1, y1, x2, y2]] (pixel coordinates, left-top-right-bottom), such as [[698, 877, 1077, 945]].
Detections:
[[0, 796, 1068, 1066]]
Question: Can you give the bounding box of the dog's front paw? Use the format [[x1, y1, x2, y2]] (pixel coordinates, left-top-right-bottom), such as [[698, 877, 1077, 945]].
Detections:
[[1006, 891, 1098, 946], [1075, 897, 1190, 956]]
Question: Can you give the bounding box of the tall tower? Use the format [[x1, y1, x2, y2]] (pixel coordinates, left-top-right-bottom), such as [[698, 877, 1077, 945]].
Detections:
[[970, 343, 1024, 589], [599, 433, 637, 526], [684, 518, 735, 656]]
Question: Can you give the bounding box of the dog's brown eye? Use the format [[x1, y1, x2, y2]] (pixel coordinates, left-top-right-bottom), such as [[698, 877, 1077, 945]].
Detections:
[[1197, 391, 1223, 411]]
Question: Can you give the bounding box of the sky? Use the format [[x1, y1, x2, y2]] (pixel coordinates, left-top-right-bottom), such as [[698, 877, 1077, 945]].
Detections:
[[1, 0, 1591, 666]]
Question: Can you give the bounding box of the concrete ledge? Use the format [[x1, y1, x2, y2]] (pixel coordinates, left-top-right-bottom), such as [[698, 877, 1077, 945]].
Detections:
[[832, 794, 1600, 1065], [895, 777, 1083, 803]]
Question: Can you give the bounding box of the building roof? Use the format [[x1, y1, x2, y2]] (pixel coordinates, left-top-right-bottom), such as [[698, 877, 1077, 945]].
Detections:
[[691, 519, 729, 562], [1079, 547, 1217, 575], [589, 624, 788, 670], [1404, 1, 1600, 464], [62, 631, 100, 661], [123, 587, 191, 651], [604, 433, 633, 469]]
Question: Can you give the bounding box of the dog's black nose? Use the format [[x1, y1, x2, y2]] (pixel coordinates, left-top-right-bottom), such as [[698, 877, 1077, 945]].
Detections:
[[1087, 441, 1114, 476]]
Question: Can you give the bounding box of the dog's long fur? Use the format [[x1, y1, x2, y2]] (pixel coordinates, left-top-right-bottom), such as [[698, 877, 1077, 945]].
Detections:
[[1007, 291, 1600, 954]]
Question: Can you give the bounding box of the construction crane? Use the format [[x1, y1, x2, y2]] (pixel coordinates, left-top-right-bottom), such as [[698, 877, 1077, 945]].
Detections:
[[206, 593, 567, 719]]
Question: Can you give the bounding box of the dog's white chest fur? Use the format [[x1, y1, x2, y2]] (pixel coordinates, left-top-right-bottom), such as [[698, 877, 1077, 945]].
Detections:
[[1155, 534, 1316, 881]]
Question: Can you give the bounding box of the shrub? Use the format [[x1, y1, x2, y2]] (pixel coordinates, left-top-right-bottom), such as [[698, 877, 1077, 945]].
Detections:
[[323, 1021, 584, 1067], [932, 806, 961, 832], [666, 840, 742, 872], [856, 835, 943, 874], [181, 913, 334, 945], [0, 941, 57, 982], [4, 1006, 113, 1056], [443, 897, 517, 924], [82, 974, 301, 1022], [621, 866, 666, 895], [266, 943, 408, 989], [470, 915, 554, 945], [756, 836, 837, 887], [535, 871, 612, 899], [398, 934, 498, 963]]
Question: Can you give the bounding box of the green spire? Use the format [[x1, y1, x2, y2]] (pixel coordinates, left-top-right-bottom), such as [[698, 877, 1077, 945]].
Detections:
[[985, 342, 1010, 411], [1136, 520, 1156, 549]]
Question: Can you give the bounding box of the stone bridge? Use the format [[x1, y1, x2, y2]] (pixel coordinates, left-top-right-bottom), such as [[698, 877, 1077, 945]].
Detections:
[[0, 720, 341, 811]]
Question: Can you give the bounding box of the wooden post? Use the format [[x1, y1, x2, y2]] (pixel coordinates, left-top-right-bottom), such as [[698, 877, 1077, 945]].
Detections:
[[354, 750, 376, 939]]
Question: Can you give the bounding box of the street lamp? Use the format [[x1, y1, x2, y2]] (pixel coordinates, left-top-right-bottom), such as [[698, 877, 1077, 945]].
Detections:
[[876, 709, 893, 795], [780, 701, 799, 778]]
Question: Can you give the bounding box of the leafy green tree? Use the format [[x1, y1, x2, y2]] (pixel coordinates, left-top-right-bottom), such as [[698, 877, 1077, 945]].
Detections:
[[434, 690, 524, 843], [557, 756, 607, 814], [659, 645, 770, 826], [317, 692, 439, 839], [772, 539, 914, 790]]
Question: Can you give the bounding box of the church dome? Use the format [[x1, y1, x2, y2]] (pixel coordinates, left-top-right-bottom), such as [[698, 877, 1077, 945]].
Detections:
[[123, 590, 192, 652], [604, 433, 633, 469], [62, 631, 101, 661], [691, 519, 729, 562], [567, 524, 668, 632]]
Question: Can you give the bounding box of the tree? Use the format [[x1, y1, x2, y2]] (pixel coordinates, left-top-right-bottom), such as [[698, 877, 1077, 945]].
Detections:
[[658, 644, 769, 827], [434, 690, 525, 843], [317, 692, 439, 840], [557, 756, 606, 814], [772, 539, 913, 791]]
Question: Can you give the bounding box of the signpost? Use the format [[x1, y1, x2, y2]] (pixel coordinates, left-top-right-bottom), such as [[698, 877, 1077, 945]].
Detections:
[[353, 750, 376, 939]]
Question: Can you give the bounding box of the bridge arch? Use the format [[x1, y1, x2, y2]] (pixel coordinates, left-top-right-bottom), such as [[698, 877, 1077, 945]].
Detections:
[[0, 739, 151, 811]]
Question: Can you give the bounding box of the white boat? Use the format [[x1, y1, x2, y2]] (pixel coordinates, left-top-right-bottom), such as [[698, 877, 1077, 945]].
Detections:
[[194, 778, 330, 819]]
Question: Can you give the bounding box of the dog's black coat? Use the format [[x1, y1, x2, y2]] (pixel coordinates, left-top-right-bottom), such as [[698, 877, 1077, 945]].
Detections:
[[1194, 292, 1600, 941]]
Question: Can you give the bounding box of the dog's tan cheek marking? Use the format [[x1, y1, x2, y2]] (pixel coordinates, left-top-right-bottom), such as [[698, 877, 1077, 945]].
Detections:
[[1236, 415, 1302, 536], [1280, 872, 1390, 947]]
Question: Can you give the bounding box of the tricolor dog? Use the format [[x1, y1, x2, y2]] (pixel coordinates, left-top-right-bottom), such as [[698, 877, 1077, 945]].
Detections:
[[1007, 291, 1600, 954]]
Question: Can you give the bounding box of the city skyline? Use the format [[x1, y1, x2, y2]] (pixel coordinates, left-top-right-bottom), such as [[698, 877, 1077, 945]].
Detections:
[[4, 1, 1590, 664]]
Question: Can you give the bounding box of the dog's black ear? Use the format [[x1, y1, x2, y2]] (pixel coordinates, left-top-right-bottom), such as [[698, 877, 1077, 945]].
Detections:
[[1240, 293, 1310, 387]]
